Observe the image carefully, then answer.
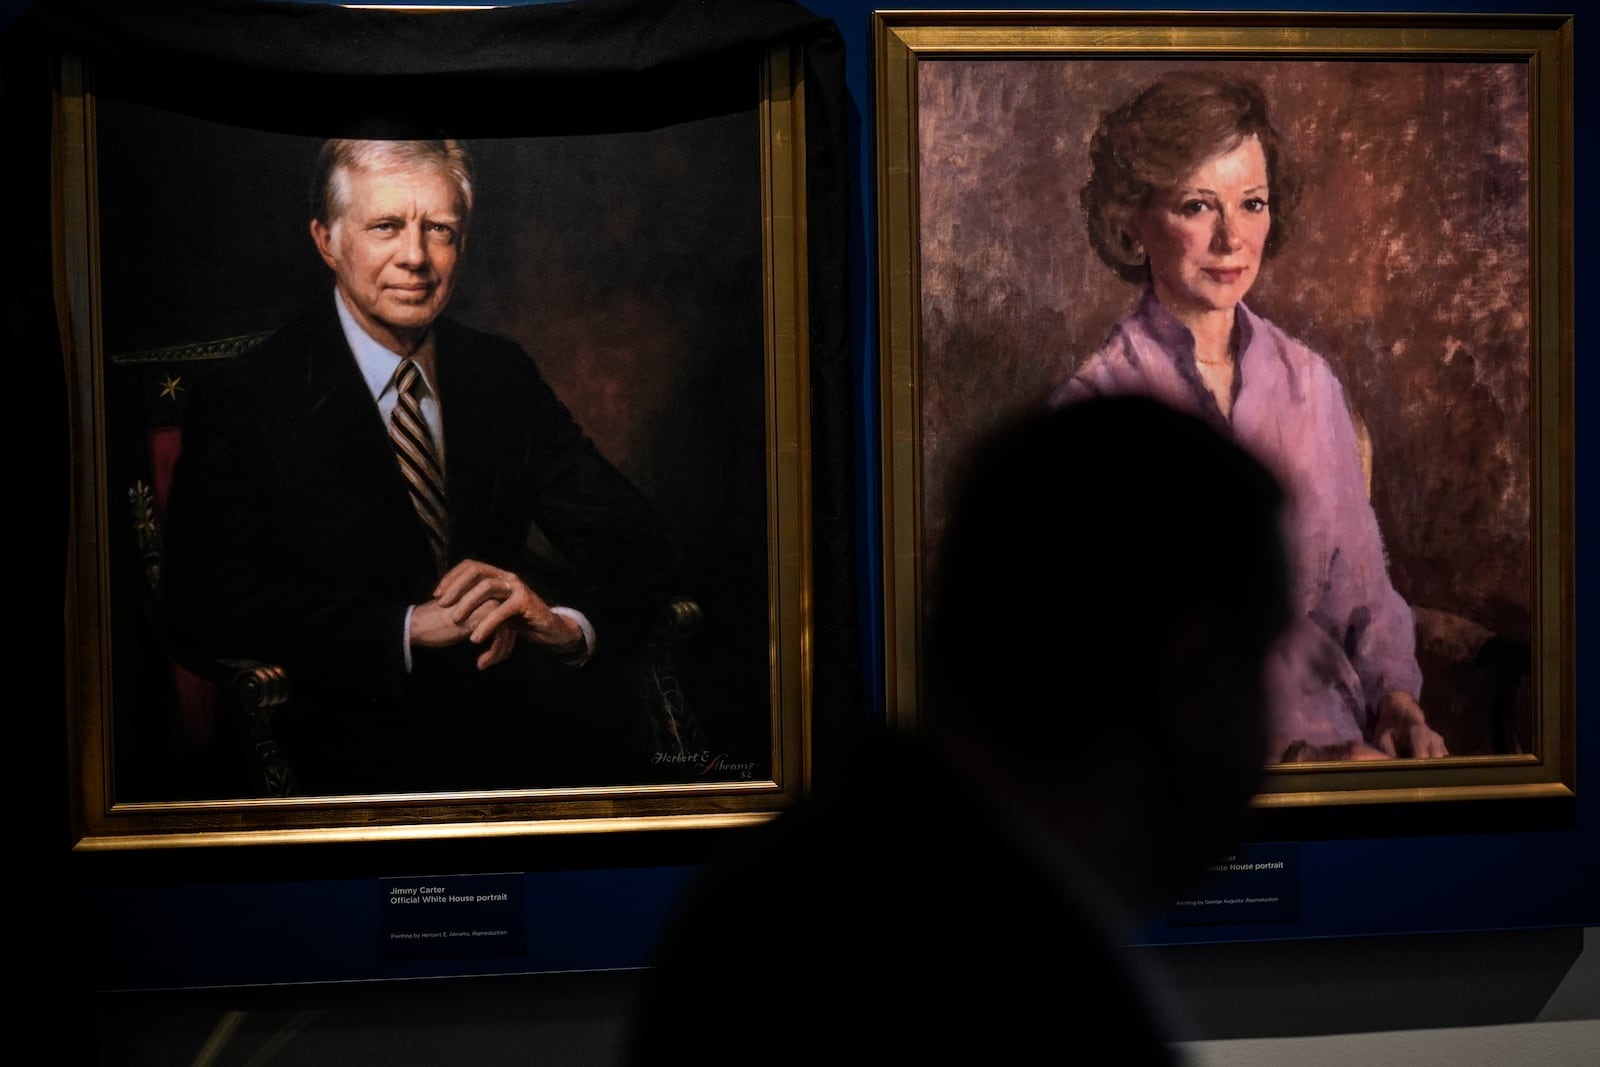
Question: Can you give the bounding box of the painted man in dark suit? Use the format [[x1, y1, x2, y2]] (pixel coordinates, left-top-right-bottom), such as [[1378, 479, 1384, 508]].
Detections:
[[163, 138, 678, 795]]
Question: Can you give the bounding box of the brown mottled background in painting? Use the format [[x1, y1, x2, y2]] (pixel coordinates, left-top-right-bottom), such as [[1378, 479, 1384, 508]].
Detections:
[[917, 59, 1531, 753]]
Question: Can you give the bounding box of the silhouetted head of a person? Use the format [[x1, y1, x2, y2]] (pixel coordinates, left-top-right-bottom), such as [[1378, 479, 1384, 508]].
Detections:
[[924, 395, 1292, 909]]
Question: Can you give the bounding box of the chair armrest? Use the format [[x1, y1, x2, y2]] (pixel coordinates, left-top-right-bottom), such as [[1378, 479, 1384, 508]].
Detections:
[[215, 657, 299, 797], [639, 596, 704, 759]]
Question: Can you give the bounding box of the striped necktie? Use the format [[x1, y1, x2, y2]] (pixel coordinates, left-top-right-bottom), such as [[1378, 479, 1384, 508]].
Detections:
[[390, 359, 449, 573]]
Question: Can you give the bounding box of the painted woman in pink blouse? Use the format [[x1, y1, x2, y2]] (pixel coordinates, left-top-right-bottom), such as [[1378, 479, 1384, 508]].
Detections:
[[1053, 72, 1448, 763]]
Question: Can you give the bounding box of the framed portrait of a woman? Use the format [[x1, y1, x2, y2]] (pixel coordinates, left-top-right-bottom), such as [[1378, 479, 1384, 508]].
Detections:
[[874, 11, 1574, 807]]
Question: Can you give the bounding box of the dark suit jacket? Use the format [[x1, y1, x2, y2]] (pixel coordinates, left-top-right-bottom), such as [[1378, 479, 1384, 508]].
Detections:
[[163, 298, 678, 794], [627, 736, 1184, 1065]]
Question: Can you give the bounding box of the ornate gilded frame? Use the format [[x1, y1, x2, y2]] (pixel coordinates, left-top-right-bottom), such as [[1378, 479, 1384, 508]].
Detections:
[[60, 43, 813, 848], [874, 11, 1574, 808]]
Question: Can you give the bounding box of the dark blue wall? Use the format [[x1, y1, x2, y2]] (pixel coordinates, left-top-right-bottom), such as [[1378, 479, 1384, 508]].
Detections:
[[24, 0, 1593, 990]]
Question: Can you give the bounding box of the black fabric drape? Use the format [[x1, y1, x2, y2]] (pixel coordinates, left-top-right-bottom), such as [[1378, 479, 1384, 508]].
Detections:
[[17, 0, 844, 134], [22, 0, 827, 78]]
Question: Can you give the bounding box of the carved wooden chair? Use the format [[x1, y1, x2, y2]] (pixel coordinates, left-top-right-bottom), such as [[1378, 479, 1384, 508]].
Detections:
[[115, 333, 301, 798]]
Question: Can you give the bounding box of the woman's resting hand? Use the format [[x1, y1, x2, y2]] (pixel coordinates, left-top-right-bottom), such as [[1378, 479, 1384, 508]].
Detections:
[[1372, 690, 1450, 759]]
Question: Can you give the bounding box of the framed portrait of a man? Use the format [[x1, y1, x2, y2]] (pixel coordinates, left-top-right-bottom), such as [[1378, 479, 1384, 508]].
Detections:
[[874, 11, 1574, 808], [52, 2, 846, 847]]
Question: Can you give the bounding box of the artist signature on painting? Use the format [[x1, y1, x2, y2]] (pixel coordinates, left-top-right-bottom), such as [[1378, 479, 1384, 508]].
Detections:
[[650, 750, 758, 779]]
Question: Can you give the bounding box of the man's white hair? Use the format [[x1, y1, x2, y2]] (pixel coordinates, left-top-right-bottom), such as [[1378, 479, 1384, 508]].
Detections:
[[312, 138, 474, 230]]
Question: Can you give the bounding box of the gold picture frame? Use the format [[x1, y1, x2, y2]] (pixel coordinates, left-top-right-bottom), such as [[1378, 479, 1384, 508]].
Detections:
[[874, 11, 1574, 807], [61, 43, 813, 848]]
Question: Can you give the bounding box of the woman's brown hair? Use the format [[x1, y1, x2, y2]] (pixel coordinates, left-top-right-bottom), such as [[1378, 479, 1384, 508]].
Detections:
[[1082, 71, 1301, 284]]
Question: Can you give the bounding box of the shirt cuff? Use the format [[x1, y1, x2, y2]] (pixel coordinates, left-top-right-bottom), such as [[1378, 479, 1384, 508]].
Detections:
[[550, 606, 595, 667], [402, 604, 415, 674]]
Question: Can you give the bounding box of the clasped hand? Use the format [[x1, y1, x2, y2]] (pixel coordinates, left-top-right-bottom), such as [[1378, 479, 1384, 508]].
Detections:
[[1275, 690, 1449, 763], [408, 559, 585, 670]]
